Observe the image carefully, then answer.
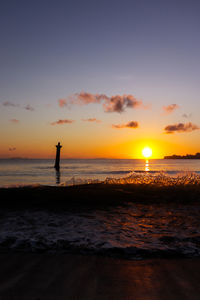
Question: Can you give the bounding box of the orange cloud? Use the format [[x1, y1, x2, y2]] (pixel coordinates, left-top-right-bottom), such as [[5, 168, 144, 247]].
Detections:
[[73, 92, 106, 104], [10, 119, 20, 124], [163, 104, 180, 114], [82, 118, 101, 123], [58, 92, 144, 113], [112, 121, 139, 129], [50, 119, 74, 125], [103, 95, 142, 113], [164, 122, 199, 134], [58, 99, 67, 107]]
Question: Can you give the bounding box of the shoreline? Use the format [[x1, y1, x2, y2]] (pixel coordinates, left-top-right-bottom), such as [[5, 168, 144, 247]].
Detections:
[[0, 253, 200, 299]]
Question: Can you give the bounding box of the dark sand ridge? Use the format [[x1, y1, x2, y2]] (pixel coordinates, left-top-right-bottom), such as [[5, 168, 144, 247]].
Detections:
[[1, 183, 200, 210], [0, 253, 200, 300]]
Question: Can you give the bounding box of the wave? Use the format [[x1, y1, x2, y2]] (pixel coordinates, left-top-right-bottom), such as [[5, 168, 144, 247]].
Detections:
[[1, 171, 200, 188], [59, 171, 200, 187], [0, 205, 200, 259], [103, 171, 200, 186], [1, 238, 200, 259]]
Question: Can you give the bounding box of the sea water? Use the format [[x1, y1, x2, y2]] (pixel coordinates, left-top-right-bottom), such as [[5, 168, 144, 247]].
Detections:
[[1, 158, 200, 187], [0, 202, 200, 259], [1, 158, 200, 259]]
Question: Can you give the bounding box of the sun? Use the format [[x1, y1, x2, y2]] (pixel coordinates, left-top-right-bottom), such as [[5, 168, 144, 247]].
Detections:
[[142, 147, 152, 158]]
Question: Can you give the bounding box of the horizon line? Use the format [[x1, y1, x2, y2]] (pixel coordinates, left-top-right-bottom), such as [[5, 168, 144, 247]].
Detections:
[[0, 157, 164, 160]]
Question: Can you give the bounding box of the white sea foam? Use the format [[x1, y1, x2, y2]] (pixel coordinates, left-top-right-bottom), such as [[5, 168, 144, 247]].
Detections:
[[104, 171, 200, 186], [59, 171, 200, 187], [0, 203, 200, 258]]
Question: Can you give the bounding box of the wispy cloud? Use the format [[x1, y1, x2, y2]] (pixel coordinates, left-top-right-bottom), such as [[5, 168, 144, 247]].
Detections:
[[10, 119, 20, 124], [58, 92, 145, 113], [112, 121, 139, 129], [58, 99, 67, 107], [9, 147, 16, 151], [163, 104, 180, 114], [164, 122, 199, 134], [182, 113, 192, 118], [2, 101, 19, 107], [73, 92, 105, 105], [50, 119, 74, 125], [2, 101, 34, 111], [82, 118, 101, 123], [24, 104, 34, 111]]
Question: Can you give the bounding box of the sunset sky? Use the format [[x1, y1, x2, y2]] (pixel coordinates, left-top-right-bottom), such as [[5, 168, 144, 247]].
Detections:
[[1, 0, 200, 158]]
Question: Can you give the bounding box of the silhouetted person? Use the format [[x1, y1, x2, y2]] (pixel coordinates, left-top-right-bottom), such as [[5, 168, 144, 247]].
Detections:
[[54, 142, 62, 171]]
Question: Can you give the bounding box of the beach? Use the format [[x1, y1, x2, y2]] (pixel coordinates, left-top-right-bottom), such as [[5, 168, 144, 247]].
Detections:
[[1, 0, 200, 297], [1, 184, 200, 299], [0, 253, 200, 299]]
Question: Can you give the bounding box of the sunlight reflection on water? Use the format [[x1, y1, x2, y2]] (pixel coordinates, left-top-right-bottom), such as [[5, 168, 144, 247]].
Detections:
[[145, 160, 149, 172], [1, 158, 200, 187]]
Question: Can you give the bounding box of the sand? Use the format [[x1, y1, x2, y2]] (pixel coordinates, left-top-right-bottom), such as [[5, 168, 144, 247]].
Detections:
[[0, 254, 199, 300], [0, 185, 200, 299]]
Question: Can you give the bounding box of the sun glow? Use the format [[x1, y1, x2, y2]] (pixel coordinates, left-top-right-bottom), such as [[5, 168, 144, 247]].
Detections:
[[142, 147, 152, 158]]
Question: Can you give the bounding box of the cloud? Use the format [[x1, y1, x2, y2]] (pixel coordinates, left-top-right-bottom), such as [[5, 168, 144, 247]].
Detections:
[[50, 119, 74, 125], [2, 101, 19, 107], [58, 92, 144, 113], [163, 104, 180, 114], [2, 101, 34, 111], [164, 122, 199, 134], [58, 99, 67, 107], [10, 119, 20, 124], [73, 92, 106, 105], [24, 104, 34, 111], [103, 94, 143, 113], [9, 147, 16, 151], [112, 121, 139, 129], [82, 118, 101, 123], [182, 113, 192, 118]]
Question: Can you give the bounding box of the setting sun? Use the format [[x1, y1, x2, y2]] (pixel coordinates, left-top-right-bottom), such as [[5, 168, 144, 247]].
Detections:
[[142, 147, 152, 158]]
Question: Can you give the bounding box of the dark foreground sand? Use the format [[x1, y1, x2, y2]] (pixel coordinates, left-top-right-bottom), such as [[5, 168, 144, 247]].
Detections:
[[1, 183, 200, 210], [0, 254, 200, 300], [1, 185, 200, 299]]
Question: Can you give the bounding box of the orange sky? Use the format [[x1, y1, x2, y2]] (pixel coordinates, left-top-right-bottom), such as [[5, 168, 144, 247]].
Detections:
[[1, 115, 199, 159]]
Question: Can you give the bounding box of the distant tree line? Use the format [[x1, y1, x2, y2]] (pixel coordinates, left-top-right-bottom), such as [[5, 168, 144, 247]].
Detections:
[[164, 153, 200, 159]]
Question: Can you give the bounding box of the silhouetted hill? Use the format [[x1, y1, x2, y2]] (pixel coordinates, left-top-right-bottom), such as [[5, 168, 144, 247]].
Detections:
[[164, 153, 200, 159]]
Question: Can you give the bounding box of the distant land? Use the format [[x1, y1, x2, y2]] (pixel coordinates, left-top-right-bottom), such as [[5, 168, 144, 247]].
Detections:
[[164, 153, 200, 159]]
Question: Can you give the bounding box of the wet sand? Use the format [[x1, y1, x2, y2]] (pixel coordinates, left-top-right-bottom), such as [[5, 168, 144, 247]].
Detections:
[[0, 253, 200, 300]]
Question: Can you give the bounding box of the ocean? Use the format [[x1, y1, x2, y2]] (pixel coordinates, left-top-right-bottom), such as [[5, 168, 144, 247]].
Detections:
[[1, 158, 200, 259], [1, 158, 200, 187]]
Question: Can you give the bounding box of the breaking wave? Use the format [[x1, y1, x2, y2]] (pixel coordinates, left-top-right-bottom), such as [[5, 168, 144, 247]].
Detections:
[[61, 171, 200, 187], [0, 202, 200, 259]]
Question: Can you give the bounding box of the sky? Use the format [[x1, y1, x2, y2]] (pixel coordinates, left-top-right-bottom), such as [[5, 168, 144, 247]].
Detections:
[[1, 0, 200, 158]]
